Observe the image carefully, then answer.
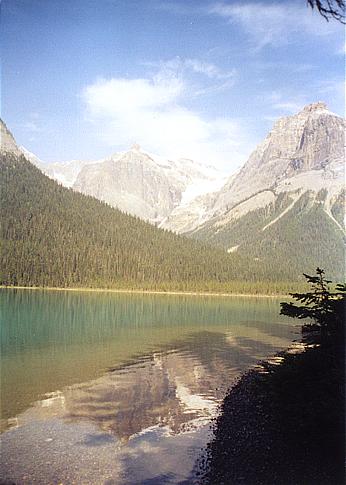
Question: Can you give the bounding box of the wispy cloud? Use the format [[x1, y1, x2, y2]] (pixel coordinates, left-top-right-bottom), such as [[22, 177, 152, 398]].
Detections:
[[185, 58, 235, 80], [145, 57, 236, 82], [142, 57, 236, 99], [82, 60, 249, 170], [208, 2, 340, 51]]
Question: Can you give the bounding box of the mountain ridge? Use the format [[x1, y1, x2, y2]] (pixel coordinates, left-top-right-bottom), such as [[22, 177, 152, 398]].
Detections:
[[2, 102, 343, 235], [181, 101, 345, 281], [1, 101, 344, 281], [1, 149, 295, 292], [14, 137, 223, 224], [163, 102, 345, 236]]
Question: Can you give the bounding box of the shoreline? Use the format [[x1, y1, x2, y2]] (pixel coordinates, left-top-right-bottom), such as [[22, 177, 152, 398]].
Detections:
[[200, 342, 345, 484], [0, 285, 289, 298]]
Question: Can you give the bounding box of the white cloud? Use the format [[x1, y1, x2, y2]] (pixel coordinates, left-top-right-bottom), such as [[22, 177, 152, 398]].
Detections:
[[208, 2, 340, 50], [143, 56, 236, 83], [85, 75, 184, 115], [185, 58, 235, 80], [82, 61, 249, 171]]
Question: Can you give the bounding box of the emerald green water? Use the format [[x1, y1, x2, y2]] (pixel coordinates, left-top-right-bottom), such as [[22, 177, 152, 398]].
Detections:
[[0, 289, 297, 484]]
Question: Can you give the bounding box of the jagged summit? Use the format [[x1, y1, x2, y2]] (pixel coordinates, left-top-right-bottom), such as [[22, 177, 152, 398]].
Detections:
[[2, 102, 344, 242], [272, 102, 339, 131], [210, 101, 345, 216], [302, 101, 328, 112], [72, 144, 221, 223], [162, 101, 345, 234], [181, 102, 345, 281], [130, 143, 141, 152], [0, 119, 21, 156], [295, 101, 338, 119], [0, 122, 221, 222]]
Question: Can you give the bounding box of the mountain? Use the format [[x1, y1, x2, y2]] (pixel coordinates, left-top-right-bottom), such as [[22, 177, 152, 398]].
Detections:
[[19, 147, 99, 188], [2, 122, 283, 293], [211, 102, 344, 216], [0, 119, 22, 157], [19, 139, 222, 224], [72, 145, 221, 223], [159, 172, 235, 234], [20, 147, 45, 169], [184, 102, 345, 280], [1, 101, 343, 286]]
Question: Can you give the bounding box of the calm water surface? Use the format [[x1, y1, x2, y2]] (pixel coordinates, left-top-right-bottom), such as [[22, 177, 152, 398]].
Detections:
[[0, 289, 297, 484]]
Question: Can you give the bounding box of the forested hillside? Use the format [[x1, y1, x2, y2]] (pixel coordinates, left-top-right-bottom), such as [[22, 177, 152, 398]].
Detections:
[[190, 190, 345, 282], [1, 153, 298, 293]]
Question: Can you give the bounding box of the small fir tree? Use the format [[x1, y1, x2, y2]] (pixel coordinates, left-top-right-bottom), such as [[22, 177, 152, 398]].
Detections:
[[280, 267, 345, 344]]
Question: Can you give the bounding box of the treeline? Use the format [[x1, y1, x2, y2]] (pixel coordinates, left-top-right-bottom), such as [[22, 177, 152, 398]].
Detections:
[[191, 190, 345, 282], [1, 153, 303, 294]]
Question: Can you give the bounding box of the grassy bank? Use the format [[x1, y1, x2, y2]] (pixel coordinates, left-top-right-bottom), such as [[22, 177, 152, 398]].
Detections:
[[199, 341, 345, 485]]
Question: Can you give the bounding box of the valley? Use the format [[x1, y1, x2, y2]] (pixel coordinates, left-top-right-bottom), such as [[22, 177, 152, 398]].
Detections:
[[1, 2, 345, 484], [1, 102, 344, 288]]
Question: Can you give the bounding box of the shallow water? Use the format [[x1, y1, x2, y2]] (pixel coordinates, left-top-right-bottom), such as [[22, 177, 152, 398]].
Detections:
[[0, 289, 297, 484]]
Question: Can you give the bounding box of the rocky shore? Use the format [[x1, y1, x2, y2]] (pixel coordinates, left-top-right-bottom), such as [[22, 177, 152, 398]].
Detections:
[[199, 342, 345, 485]]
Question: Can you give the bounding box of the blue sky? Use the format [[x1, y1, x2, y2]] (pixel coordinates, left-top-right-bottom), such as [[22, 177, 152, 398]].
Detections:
[[2, 0, 344, 172]]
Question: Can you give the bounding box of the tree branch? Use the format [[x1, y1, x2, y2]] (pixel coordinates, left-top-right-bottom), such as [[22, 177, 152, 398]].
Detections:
[[307, 0, 346, 23]]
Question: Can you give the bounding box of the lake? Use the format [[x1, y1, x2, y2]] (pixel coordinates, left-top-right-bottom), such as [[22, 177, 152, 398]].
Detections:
[[0, 289, 298, 484]]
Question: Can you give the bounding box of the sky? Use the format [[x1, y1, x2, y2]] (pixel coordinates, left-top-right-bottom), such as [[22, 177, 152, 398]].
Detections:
[[1, 0, 345, 173]]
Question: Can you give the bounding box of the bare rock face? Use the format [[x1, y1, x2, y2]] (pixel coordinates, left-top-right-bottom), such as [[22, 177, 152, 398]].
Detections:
[[212, 102, 345, 216], [0, 119, 22, 156], [74, 147, 181, 222], [11, 127, 221, 225], [73, 146, 218, 223], [3, 102, 343, 235], [164, 102, 344, 236], [182, 102, 345, 281]]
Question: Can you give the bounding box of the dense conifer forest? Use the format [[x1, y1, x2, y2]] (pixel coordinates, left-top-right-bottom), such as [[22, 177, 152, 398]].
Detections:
[[190, 190, 345, 282], [0, 153, 320, 293]]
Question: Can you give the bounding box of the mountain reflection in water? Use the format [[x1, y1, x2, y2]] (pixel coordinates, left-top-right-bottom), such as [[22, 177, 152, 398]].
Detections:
[[0, 290, 297, 484], [63, 328, 291, 440]]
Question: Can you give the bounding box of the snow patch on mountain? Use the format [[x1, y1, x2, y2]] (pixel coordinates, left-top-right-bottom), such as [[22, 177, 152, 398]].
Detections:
[[175, 102, 345, 236], [180, 176, 227, 205], [71, 145, 224, 223]]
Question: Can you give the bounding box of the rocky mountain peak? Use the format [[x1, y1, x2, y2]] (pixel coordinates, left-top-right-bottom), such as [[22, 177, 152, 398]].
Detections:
[[130, 143, 142, 152], [71, 144, 222, 224], [301, 101, 328, 113], [206, 101, 345, 219], [0, 119, 22, 156]]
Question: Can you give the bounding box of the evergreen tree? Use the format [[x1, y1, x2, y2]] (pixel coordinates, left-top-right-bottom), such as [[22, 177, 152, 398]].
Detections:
[[280, 268, 345, 344]]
